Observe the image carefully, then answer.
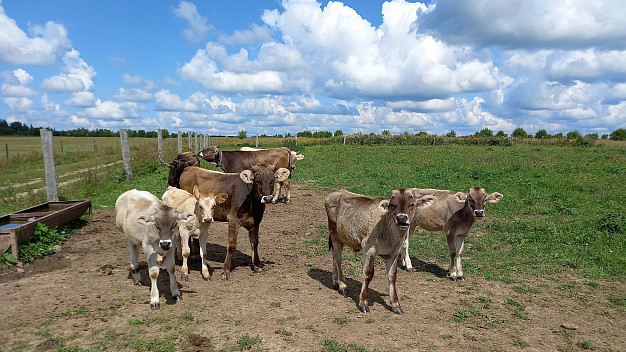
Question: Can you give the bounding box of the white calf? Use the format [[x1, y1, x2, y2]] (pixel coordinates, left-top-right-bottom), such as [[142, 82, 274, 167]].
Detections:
[[162, 185, 228, 281], [115, 189, 195, 309]]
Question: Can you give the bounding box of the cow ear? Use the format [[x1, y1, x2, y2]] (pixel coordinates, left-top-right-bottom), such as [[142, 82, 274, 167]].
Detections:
[[274, 168, 290, 182], [137, 215, 155, 225], [417, 195, 436, 208], [454, 192, 467, 203], [296, 153, 304, 160], [216, 193, 229, 204], [178, 212, 196, 223], [240, 170, 254, 184], [378, 199, 390, 214], [193, 185, 200, 198], [486, 192, 503, 203]]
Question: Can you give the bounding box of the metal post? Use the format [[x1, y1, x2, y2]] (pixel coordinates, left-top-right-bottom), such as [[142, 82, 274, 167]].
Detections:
[[40, 129, 59, 201], [120, 129, 133, 182], [157, 129, 164, 166], [177, 131, 182, 154]]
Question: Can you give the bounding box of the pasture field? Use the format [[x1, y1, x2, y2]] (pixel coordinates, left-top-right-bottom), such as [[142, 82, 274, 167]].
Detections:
[[0, 141, 624, 351]]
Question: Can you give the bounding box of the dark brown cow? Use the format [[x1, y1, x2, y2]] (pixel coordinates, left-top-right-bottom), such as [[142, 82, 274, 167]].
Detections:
[[179, 164, 290, 279], [400, 187, 503, 281], [167, 152, 200, 188], [325, 189, 435, 314], [198, 146, 301, 203]]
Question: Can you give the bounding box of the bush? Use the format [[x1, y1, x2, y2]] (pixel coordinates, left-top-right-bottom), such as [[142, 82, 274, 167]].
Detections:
[[567, 130, 582, 139], [596, 213, 626, 234], [610, 128, 626, 141], [535, 129, 550, 139], [512, 128, 528, 138], [237, 130, 247, 139]]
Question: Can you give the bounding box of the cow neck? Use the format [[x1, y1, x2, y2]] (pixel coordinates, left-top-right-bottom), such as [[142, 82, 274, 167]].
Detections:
[[216, 150, 223, 168], [461, 199, 477, 224]]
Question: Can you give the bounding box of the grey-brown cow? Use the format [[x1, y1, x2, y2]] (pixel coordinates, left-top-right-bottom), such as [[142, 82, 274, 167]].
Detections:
[[325, 189, 435, 314], [400, 187, 503, 281], [179, 164, 290, 279]]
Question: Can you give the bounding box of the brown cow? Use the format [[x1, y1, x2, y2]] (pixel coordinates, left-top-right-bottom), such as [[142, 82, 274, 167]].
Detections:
[[179, 164, 290, 279], [197, 146, 301, 203], [400, 187, 503, 281], [167, 152, 200, 188], [325, 189, 435, 314]]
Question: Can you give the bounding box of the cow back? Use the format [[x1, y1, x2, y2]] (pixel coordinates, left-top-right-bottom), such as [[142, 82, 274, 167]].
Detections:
[[411, 188, 463, 231], [220, 148, 291, 173]]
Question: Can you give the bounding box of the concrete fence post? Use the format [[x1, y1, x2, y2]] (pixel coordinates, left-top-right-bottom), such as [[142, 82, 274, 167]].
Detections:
[[40, 129, 59, 202], [120, 129, 133, 182], [177, 131, 182, 154], [188, 130, 192, 151], [194, 132, 199, 153], [157, 129, 164, 166]]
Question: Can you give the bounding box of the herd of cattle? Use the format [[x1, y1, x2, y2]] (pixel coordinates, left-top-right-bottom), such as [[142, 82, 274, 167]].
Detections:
[[115, 146, 502, 313]]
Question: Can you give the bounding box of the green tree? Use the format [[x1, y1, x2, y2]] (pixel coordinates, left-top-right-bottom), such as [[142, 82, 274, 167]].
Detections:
[[584, 133, 598, 140], [446, 130, 457, 138], [475, 128, 493, 137], [566, 130, 581, 139], [312, 131, 332, 138], [297, 130, 313, 137], [512, 127, 528, 138], [535, 129, 550, 139], [553, 132, 564, 138], [238, 130, 247, 139], [495, 130, 507, 137], [381, 129, 391, 135], [334, 130, 343, 137], [416, 131, 428, 136], [610, 128, 626, 141]]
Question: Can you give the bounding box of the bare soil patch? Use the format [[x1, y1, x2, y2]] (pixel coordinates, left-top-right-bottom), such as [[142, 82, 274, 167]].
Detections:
[[0, 183, 624, 351]]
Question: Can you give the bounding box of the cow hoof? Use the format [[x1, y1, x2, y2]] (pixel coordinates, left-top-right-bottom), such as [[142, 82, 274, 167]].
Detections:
[[458, 276, 465, 281], [358, 305, 370, 313], [252, 266, 262, 273], [393, 307, 404, 315], [406, 267, 414, 273], [450, 276, 458, 282], [182, 274, 189, 282], [150, 302, 160, 309], [172, 294, 182, 301], [135, 282, 142, 286], [203, 276, 211, 282], [220, 272, 230, 280], [338, 288, 347, 296]]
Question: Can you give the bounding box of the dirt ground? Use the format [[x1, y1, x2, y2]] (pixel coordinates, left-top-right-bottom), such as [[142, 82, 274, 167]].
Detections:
[[0, 182, 624, 352]]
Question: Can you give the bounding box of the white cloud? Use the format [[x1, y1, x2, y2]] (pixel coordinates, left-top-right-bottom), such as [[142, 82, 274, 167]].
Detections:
[[218, 24, 273, 45], [0, 3, 71, 65], [79, 99, 142, 119], [113, 88, 153, 102], [419, 0, 626, 49], [64, 91, 95, 107], [3, 96, 32, 111], [122, 73, 145, 85], [387, 98, 455, 112], [107, 53, 127, 67], [1, 68, 38, 97], [41, 49, 96, 96], [173, 1, 212, 44], [70, 115, 93, 128]]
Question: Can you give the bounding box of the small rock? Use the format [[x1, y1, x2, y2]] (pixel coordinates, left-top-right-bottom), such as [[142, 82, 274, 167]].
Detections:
[[560, 323, 578, 330], [37, 339, 59, 350], [53, 245, 62, 253], [16, 267, 25, 275]]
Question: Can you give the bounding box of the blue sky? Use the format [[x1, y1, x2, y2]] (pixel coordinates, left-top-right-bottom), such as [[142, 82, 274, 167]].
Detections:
[[1, 0, 625, 136]]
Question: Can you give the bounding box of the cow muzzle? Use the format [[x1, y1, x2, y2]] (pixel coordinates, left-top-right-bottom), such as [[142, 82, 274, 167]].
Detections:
[[202, 217, 214, 223], [474, 209, 485, 218], [159, 240, 173, 250], [261, 195, 274, 203], [395, 214, 410, 228]]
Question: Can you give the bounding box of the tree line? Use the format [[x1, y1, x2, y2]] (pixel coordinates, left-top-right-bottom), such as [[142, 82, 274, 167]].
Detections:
[[2, 119, 625, 141]]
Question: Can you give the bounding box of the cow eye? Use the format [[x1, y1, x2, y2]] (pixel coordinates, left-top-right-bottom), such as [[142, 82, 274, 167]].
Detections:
[[409, 202, 415, 207]]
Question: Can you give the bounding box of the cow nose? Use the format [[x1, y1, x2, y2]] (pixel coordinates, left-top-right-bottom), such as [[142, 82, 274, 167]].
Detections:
[[159, 240, 172, 250], [203, 217, 214, 223], [396, 214, 409, 225], [261, 195, 274, 203], [474, 209, 485, 217]]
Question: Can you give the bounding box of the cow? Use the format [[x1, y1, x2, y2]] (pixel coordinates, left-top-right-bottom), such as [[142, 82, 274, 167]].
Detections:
[[400, 187, 503, 281], [167, 151, 200, 188], [239, 147, 304, 203], [325, 189, 436, 315], [197, 146, 303, 204], [115, 189, 195, 309], [162, 186, 228, 281], [179, 164, 290, 279]]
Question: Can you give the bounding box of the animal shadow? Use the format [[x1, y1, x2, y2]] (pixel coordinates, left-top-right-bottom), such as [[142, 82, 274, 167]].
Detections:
[[126, 266, 187, 305], [402, 257, 448, 278], [307, 267, 391, 312]]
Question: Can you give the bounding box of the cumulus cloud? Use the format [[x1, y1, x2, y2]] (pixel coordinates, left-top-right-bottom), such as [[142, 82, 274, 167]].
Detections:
[[418, 0, 626, 49], [113, 88, 153, 102], [107, 53, 127, 67], [218, 23, 273, 45], [1, 68, 38, 97], [41, 49, 96, 98], [79, 99, 142, 119], [0, 3, 71, 65], [173, 1, 212, 44]]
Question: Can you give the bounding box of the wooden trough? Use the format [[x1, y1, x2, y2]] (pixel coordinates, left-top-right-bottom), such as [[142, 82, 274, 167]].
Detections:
[[0, 200, 92, 262]]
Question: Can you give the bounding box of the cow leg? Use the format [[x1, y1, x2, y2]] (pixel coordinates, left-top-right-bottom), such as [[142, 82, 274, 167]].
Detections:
[[386, 255, 403, 315], [359, 248, 376, 313], [400, 234, 414, 273], [166, 249, 181, 302], [143, 247, 161, 309], [179, 229, 190, 281], [283, 178, 291, 204], [454, 236, 466, 281], [221, 221, 239, 280], [446, 233, 459, 281], [198, 223, 212, 281], [272, 181, 281, 204], [331, 240, 346, 294], [129, 241, 142, 286], [248, 226, 262, 273]]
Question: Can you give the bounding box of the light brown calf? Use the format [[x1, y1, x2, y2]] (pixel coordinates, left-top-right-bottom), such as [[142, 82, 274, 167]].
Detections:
[[162, 186, 228, 281], [325, 189, 435, 314], [401, 187, 503, 281]]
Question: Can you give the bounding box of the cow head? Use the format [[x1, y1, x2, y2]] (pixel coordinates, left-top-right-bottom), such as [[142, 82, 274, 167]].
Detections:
[[137, 204, 196, 251], [167, 152, 200, 187], [454, 187, 503, 219], [239, 163, 290, 204], [379, 189, 435, 230], [192, 185, 228, 223], [289, 151, 304, 170], [197, 146, 219, 163]]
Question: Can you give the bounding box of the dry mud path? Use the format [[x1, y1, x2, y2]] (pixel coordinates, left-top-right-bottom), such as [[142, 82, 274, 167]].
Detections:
[[0, 183, 624, 351]]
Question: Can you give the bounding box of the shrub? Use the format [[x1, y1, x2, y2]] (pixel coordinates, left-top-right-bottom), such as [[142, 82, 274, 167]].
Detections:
[[610, 128, 626, 141], [512, 127, 528, 138]]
